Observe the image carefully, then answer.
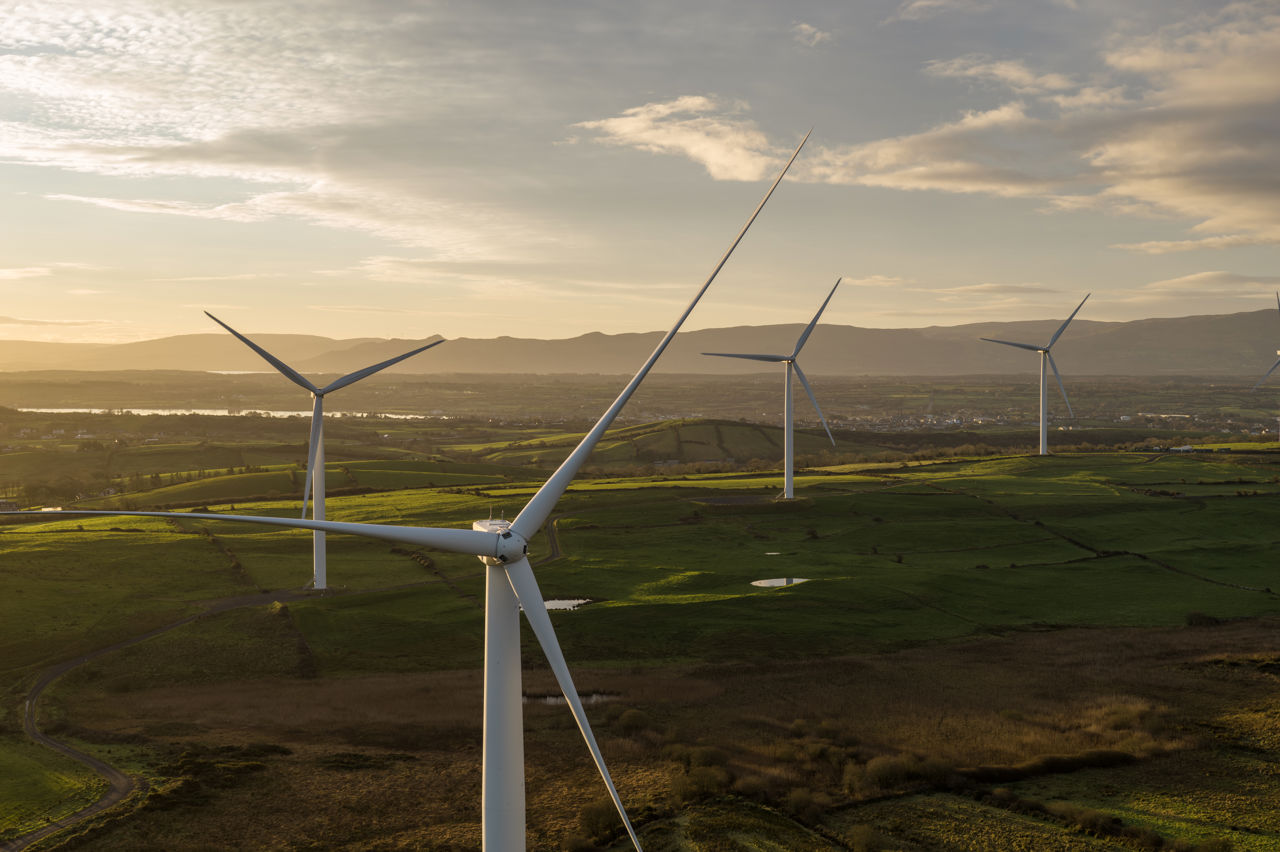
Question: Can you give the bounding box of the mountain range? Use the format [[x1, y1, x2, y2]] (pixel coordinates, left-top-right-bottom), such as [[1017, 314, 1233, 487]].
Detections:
[[2, 309, 1278, 377]]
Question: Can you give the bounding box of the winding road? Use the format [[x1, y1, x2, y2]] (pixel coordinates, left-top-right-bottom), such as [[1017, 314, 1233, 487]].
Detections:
[[2, 588, 321, 852], [2, 567, 482, 851]]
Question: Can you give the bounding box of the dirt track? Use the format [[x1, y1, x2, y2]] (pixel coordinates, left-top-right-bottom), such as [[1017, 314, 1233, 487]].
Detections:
[[0, 573, 487, 851], [1, 587, 327, 852]]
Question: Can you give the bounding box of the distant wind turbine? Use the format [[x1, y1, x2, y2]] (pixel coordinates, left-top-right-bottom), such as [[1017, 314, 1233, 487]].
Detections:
[[203, 315, 443, 591], [703, 278, 840, 499], [1251, 293, 1280, 394], [12, 129, 812, 849], [980, 293, 1089, 456]]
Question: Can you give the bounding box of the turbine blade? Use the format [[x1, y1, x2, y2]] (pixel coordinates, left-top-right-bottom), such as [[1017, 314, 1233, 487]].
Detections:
[[503, 557, 643, 851], [979, 337, 1042, 353], [7, 510, 501, 556], [791, 277, 842, 359], [1275, 291, 1279, 315], [301, 395, 322, 519], [1046, 293, 1090, 350], [1047, 352, 1073, 417], [204, 312, 319, 394], [509, 129, 811, 541], [792, 361, 835, 445], [1253, 357, 1280, 390], [319, 339, 444, 394], [702, 352, 789, 362]]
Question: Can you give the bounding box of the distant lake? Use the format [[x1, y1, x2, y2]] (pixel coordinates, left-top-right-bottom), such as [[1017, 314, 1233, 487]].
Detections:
[[19, 407, 442, 420]]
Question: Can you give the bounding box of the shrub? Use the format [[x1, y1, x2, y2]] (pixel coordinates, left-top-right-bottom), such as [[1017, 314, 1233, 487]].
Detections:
[[849, 753, 953, 794], [562, 834, 597, 852], [661, 743, 691, 767], [671, 765, 730, 805], [784, 786, 831, 821], [730, 774, 765, 798], [578, 797, 619, 842], [688, 745, 728, 768], [616, 709, 653, 736]]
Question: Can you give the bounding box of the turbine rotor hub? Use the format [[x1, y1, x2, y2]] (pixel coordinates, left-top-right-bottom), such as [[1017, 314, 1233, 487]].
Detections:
[[494, 529, 529, 564], [472, 518, 529, 565]]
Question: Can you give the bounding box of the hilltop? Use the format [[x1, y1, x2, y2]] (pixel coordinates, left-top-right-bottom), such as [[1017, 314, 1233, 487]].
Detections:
[[3, 308, 1280, 376]]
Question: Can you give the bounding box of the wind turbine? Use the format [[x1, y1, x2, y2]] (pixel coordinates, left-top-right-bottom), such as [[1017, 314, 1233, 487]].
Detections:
[[1251, 293, 1280, 394], [13, 130, 811, 849], [203, 317, 443, 591], [980, 293, 1089, 456], [703, 278, 840, 499]]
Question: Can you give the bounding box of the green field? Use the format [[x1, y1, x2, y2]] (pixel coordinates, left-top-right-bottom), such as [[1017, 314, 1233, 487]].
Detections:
[[2, 446, 1279, 849]]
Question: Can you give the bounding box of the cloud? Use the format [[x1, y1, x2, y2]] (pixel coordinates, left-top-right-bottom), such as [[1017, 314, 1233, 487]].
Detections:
[[886, 0, 994, 23], [926, 55, 1075, 94], [803, 103, 1063, 197], [0, 267, 53, 280], [575, 96, 781, 181], [802, 3, 1280, 249], [46, 181, 560, 260], [792, 22, 831, 48], [159, 273, 289, 283], [1092, 271, 1280, 318], [1112, 235, 1267, 254], [0, 315, 105, 326], [0, 4, 565, 260], [1134, 270, 1280, 295], [836, 274, 910, 289], [934, 282, 1060, 296]]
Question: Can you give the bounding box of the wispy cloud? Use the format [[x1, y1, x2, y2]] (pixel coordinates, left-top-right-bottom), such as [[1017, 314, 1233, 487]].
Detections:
[[575, 96, 781, 181], [0, 267, 53, 280], [792, 22, 831, 48], [926, 55, 1075, 94], [886, 0, 994, 24], [746, 3, 1280, 250], [1131, 270, 1280, 296], [0, 4, 564, 260], [934, 282, 1060, 296], [159, 273, 289, 283], [804, 102, 1061, 197], [46, 184, 560, 259], [1111, 235, 1268, 254], [320, 254, 693, 306], [0, 262, 98, 280], [0, 315, 106, 326]]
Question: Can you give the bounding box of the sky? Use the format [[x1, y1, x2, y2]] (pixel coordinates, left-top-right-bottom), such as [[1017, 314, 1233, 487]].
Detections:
[[2, 0, 1280, 344]]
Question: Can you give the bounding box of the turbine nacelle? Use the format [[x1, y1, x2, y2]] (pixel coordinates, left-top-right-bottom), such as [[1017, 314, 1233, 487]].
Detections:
[[472, 519, 530, 565]]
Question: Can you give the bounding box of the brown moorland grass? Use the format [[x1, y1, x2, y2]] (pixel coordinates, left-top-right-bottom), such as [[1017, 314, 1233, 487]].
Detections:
[[41, 617, 1280, 850]]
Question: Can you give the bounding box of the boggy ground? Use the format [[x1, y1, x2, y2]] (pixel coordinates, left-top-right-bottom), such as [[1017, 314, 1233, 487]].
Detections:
[[35, 616, 1280, 851]]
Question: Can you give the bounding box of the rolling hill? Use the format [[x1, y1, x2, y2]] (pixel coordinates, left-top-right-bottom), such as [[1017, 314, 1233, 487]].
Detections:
[[2, 309, 1278, 376]]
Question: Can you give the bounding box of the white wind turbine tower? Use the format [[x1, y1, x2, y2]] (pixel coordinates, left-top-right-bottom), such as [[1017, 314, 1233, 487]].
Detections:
[[1252, 293, 1280, 392], [980, 294, 1089, 456], [17, 130, 811, 850], [703, 278, 840, 499], [203, 316, 443, 591]]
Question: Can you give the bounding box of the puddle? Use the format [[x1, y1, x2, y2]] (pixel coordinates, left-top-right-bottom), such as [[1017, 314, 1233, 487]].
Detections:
[[523, 692, 617, 706], [764, 552, 781, 556], [543, 599, 592, 610], [751, 578, 810, 588]]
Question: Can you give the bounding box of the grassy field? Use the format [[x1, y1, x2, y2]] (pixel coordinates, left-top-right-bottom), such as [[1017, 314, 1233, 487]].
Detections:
[[2, 449, 1279, 848]]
